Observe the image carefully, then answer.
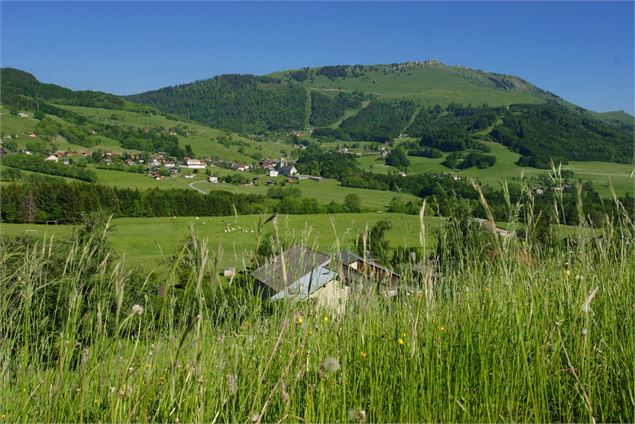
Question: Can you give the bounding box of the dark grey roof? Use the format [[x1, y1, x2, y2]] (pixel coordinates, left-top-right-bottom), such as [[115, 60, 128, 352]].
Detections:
[[336, 250, 363, 266], [251, 245, 330, 293]]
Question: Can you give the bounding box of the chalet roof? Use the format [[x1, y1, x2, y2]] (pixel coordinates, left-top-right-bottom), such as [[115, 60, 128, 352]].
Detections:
[[251, 245, 330, 293]]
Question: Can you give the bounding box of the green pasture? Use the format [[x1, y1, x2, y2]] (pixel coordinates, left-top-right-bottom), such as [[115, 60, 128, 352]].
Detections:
[[193, 177, 421, 209], [1, 213, 438, 268]]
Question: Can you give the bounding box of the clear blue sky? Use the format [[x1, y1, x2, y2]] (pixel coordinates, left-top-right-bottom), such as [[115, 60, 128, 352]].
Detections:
[[1, 1, 633, 113]]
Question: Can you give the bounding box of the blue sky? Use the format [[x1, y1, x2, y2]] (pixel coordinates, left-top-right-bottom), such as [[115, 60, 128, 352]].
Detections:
[[1, 1, 633, 113]]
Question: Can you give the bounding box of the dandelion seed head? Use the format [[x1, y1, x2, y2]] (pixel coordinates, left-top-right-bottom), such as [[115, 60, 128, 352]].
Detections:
[[349, 408, 367, 423], [320, 357, 340, 373], [132, 304, 144, 316]]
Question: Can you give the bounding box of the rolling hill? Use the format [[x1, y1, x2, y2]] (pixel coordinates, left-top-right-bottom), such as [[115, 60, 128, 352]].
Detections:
[[126, 61, 633, 165]]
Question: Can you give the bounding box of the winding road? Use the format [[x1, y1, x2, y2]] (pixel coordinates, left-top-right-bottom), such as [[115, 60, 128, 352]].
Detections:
[[188, 180, 208, 194]]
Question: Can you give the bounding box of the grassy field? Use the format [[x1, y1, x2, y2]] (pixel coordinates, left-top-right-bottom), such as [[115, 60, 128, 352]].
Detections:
[[274, 64, 547, 106], [0, 213, 438, 269], [1, 205, 632, 422]]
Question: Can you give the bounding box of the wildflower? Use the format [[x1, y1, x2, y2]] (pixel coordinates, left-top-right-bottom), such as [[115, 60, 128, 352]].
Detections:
[[319, 357, 341, 373], [132, 304, 144, 316], [359, 351, 367, 359], [438, 325, 447, 333], [484, 287, 491, 294], [565, 269, 572, 278], [581, 328, 588, 336], [295, 315, 304, 326], [243, 320, 252, 329], [349, 408, 367, 423], [323, 315, 330, 323], [397, 338, 405, 346]]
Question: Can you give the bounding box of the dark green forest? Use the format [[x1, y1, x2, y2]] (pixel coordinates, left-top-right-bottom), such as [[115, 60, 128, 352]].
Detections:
[[309, 91, 367, 126], [490, 103, 634, 167], [128, 75, 308, 133]]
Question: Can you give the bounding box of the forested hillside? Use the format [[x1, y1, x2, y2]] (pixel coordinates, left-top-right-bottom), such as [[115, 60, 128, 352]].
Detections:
[[1, 68, 127, 110], [128, 75, 308, 133], [491, 103, 634, 166]]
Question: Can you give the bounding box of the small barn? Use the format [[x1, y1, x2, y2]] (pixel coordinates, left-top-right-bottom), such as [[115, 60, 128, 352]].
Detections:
[[251, 246, 341, 304]]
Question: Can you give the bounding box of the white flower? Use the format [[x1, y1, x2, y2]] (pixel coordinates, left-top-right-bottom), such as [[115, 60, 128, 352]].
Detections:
[[132, 304, 144, 316]]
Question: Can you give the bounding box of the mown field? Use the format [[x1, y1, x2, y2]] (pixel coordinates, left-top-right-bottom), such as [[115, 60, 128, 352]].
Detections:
[[0, 213, 438, 268]]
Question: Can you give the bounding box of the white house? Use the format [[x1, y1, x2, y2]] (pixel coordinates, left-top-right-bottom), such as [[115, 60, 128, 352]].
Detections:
[[45, 155, 59, 162], [17, 112, 28, 118], [268, 170, 279, 177], [208, 176, 219, 183], [185, 159, 206, 169]]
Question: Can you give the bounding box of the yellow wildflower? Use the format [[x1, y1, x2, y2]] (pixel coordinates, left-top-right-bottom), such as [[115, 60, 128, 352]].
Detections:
[[323, 315, 329, 323], [397, 338, 405, 345], [295, 317, 303, 326], [484, 287, 491, 294], [438, 325, 447, 333], [359, 351, 367, 359]]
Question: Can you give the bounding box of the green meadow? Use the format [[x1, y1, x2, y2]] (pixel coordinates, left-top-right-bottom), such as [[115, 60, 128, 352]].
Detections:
[[0, 213, 438, 269]]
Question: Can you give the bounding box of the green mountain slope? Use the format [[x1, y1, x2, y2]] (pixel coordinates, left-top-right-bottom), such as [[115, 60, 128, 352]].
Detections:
[[128, 74, 307, 133], [273, 61, 560, 105], [127, 61, 565, 135]]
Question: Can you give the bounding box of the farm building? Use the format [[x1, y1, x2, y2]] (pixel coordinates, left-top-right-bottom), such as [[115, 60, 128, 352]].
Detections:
[[45, 155, 59, 162], [251, 246, 344, 306]]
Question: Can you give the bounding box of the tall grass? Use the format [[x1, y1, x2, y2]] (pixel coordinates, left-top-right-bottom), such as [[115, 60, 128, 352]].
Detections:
[[0, 184, 633, 422]]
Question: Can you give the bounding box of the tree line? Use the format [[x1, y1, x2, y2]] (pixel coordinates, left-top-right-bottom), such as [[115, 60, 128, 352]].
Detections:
[[0, 178, 370, 224]]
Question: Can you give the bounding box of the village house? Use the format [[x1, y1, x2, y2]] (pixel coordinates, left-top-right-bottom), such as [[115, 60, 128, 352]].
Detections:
[[17, 112, 28, 118], [235, 164, 250, 172], [473, 218, 515, 238], [268, 169, 279, 177], [185, 159, 206, 169], [208, 176, 219, 183], [45, 154, 59, 163], [278, 165, 298, 177]]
